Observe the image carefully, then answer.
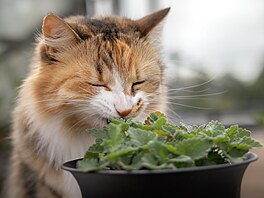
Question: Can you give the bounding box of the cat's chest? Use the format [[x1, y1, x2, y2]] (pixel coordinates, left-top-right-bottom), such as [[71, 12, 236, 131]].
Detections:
[[34, 116, 95, 167]]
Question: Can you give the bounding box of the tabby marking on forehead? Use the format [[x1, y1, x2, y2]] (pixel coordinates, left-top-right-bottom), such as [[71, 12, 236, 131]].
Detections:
[[112, 69, 124, 92]]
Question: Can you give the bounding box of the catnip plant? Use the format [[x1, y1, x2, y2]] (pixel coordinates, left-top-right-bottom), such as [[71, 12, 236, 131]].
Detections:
[[78, 112, 262, 172]]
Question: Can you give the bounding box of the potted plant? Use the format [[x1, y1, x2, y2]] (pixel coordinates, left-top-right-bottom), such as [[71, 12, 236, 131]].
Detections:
[[62, 112, 262, 198]]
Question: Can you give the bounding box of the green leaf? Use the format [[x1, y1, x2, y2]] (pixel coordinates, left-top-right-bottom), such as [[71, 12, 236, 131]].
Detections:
[[207, 149, 227, 164], [142, 153, 158, 166], [89, 128, 109, 139], [169, 155, 192, 163], [77, 158, 99, 172], [163, 144, 177, 154], [206, 120, 225, 132], [84, 152, 99, 159], [169, 155, 194, 168], [110, 117, 126, 125], [110, 118, 130, 131], [105, 147, 137, 161], [224, 125, 262, 155], [154, 117, 167, 129], [174, 138, 213, 160], [176, 124, 201, 139], [162, 124, 176, 136], [201, 120, 227, 142], [217, 142, 249, 163], [141, 153, 176, 170], [149, 141, 170, 162], [157, 136, 168, 143], [227, 125, 250, 140], [118, 161, 143, 170], [136, 123, 153, 131], [230, 137, 262, 150], [103, 123, 124, 148], [118, 151, 136, 165], [87, 142, 104, 153], [127, 128, 156, 146], [112, 151, 144, 170], [108, 123, 123, 140], [227, 148, 248, 158], [145, 111, 166, 125], [201, 129, 227, 143], [153, 129, 171, 138]]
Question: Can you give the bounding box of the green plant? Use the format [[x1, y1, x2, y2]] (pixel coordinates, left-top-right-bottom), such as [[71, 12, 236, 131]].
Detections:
[[77, 112, 262, 172]]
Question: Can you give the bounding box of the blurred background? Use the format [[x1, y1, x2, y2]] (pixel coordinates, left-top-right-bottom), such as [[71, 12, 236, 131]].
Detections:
[[0, 0, 263, 197]]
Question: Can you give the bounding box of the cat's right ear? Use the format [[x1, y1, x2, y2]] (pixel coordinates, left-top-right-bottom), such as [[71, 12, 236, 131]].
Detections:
[[135, 7, 170, 38], [42, 13, 80, 57]]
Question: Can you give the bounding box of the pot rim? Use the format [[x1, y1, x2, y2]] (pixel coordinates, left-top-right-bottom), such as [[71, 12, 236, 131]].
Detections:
[[62, 152, 258, 175]]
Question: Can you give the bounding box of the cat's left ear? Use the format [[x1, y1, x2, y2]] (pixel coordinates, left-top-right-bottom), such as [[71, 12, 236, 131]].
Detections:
[[42, 13, 81, 52], [135, 7, 170, 38]]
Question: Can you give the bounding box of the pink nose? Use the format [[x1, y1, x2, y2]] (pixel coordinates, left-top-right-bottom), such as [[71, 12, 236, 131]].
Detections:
[[115, 108, 132, 118]]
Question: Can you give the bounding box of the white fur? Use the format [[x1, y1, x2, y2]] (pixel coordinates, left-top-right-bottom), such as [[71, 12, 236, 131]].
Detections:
[[90, 71, 146, 119], [22, 87, 95, 168], [27, 112, 92, 198], [21, 87, 94, 198], [61, 171, 82, 198]]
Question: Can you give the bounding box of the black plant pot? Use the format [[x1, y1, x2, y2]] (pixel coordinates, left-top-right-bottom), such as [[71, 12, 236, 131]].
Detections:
[[62, 152, 258, 198]]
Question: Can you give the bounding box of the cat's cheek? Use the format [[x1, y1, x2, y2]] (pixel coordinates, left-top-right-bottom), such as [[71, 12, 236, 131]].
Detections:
[[132, 91, 145, 106], [90, 90, 117, 118], [129, 91, 146, 117]]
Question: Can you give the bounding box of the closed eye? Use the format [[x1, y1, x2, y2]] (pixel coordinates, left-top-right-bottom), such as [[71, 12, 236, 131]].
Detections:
[[132, 80, 145, 87], [85, 82, 111, 91], [132, 80, 145, 94], [85, 81, 105, 87], [90, 83, 105, 87]]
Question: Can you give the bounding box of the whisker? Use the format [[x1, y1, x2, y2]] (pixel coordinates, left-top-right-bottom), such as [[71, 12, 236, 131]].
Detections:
[[165, 107, 183, 123], [167, 88, 211, 94], [148, 101, 212, 110], [167, 90, 227, 99], [167, 77, 216, 92], [22, 98, 92, 107], [67, 115, 89, 132]]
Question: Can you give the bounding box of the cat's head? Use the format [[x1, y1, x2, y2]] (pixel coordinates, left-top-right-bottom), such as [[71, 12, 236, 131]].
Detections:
[[31, 8, 169, 129]]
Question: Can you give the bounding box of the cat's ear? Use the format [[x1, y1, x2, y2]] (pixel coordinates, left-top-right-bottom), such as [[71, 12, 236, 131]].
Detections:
[[42, 13, 80, 53], [135, 7, 170, 38]]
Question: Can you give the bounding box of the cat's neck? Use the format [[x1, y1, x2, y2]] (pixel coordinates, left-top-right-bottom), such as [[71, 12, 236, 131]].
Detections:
[[19, 95, 95, 168], [34, 115, 95, 168]]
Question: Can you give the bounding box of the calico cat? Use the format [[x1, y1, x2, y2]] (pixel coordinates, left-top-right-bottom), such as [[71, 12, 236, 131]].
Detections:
[[5, 7, 170, 198]]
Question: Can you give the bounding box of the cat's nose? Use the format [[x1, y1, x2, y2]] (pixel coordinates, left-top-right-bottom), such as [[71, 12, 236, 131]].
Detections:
[[115, 107, 132, 118], [114, 93, 132, 118]]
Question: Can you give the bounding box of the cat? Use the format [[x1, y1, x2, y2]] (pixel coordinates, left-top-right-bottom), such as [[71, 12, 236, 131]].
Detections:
[[4, 7, 170, 198]]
